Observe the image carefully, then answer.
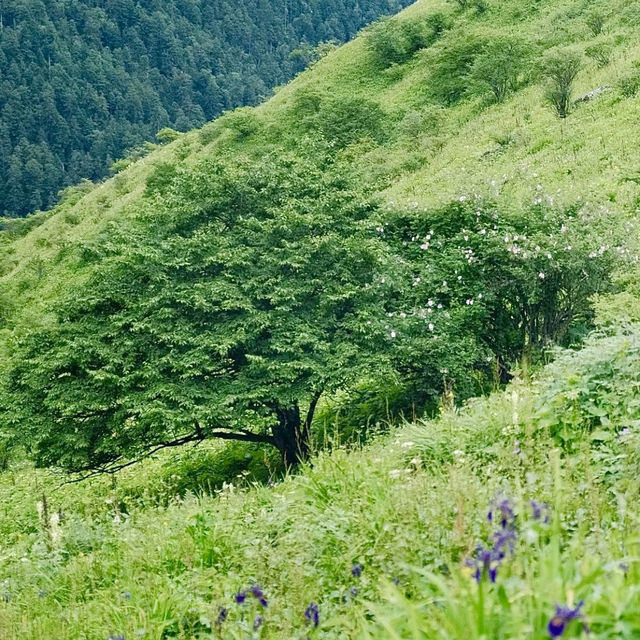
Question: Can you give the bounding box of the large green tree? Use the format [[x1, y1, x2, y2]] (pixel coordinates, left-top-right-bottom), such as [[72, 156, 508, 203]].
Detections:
[[3, 153, 403, 470]]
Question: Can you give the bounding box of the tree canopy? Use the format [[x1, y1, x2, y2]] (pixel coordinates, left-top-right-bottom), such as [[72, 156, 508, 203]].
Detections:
[[1, 145, 624, 472], [2, 153, 403, 469]]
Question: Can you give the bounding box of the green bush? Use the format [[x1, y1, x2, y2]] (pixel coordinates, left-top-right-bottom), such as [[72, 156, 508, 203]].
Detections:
[[616, 63, 640, 97], [534, 327, 640, 449], [585, 10, 606, 35], [469, 37, 534, 103], [156, 127, 182, 144], [159, 442, 282, 498], [428, 35, 485, 105], [289, 88, 324, 125], [145, 162, 178, 197], [541, 48, 582, 118], [317, 96, 386, 147], [366, 13, 451, 68], [585, 41, 613, 67], [313, 377, 431, 446], [219, 107, 261, 139], [394, 105, 443, 138]]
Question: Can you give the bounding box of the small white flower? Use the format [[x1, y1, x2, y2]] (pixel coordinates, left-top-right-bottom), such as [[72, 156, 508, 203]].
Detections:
[[538, 272, 545, 279], [390, 331, 397, 338], [428, 323, 434, 331], [401, 441, 415, 448]]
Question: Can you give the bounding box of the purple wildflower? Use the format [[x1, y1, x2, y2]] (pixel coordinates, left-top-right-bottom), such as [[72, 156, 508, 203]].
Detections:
[[253, 616, 264, 630], [349, 586, 358, 597], [492, 525, 517, 556], [465, 545, 501, 583], [548, 601, 584, 638], [121, 591, 131, 600], [250, 585, 264, 599], [466, 513, 517, 583], [351, 563, 363, 578], [305, 602, 320, 628], [235, 591, 247, 604], [247, 585, 268, 607], [530, 500, 551, 523], [107, 636, 125, 640], [488, 497, 516, 529], [216, 606, 228, 625]]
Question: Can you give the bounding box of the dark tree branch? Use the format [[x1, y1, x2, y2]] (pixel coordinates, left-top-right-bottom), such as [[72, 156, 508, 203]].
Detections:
[[207, 430, 276, 445], [56, 427, 276, 488]]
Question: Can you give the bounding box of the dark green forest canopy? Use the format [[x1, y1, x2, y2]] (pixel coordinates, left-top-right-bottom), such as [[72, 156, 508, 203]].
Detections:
[[0, 0, 412, 217]]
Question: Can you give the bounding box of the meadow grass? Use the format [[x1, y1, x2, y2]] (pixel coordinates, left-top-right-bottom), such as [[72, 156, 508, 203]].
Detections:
[[0, 340, 638, 638]]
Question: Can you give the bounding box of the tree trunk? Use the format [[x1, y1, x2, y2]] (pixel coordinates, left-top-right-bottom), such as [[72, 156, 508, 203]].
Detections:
[[272, 405, 309, 467]]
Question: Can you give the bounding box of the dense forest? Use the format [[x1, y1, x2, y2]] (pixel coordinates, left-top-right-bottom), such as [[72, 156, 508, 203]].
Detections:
[[0, 0, 411, 216]]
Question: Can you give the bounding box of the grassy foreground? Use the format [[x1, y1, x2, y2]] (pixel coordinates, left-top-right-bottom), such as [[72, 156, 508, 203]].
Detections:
[[0, 329, 639, 639]]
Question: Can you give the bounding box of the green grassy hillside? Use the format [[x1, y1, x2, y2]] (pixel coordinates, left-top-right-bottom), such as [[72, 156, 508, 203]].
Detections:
[[2, 0, 640, 637]]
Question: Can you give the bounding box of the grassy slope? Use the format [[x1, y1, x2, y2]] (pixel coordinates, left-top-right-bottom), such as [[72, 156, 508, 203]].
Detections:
[[0, 347, 639, 638], [2, 0, 640, 637]]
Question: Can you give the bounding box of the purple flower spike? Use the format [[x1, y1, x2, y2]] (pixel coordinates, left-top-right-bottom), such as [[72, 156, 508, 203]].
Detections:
[[548, 601, 584, 638], [253, 615, 264, 630], [305, 602, 320, 628], [235, 591, 247, 604], [351, 563, 363, 578], [488, 497, 516, 529], [250, 585, 264, 599]]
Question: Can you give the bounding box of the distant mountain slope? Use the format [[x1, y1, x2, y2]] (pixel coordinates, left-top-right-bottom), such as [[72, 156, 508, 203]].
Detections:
[[0, 0, 411, 216]]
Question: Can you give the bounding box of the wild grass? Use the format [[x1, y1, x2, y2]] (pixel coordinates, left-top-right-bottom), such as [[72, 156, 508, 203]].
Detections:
[[0, 330, 639, 638]]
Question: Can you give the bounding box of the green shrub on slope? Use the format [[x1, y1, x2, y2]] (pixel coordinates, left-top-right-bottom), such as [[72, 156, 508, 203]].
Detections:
[[535, 327, 640, 447]]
